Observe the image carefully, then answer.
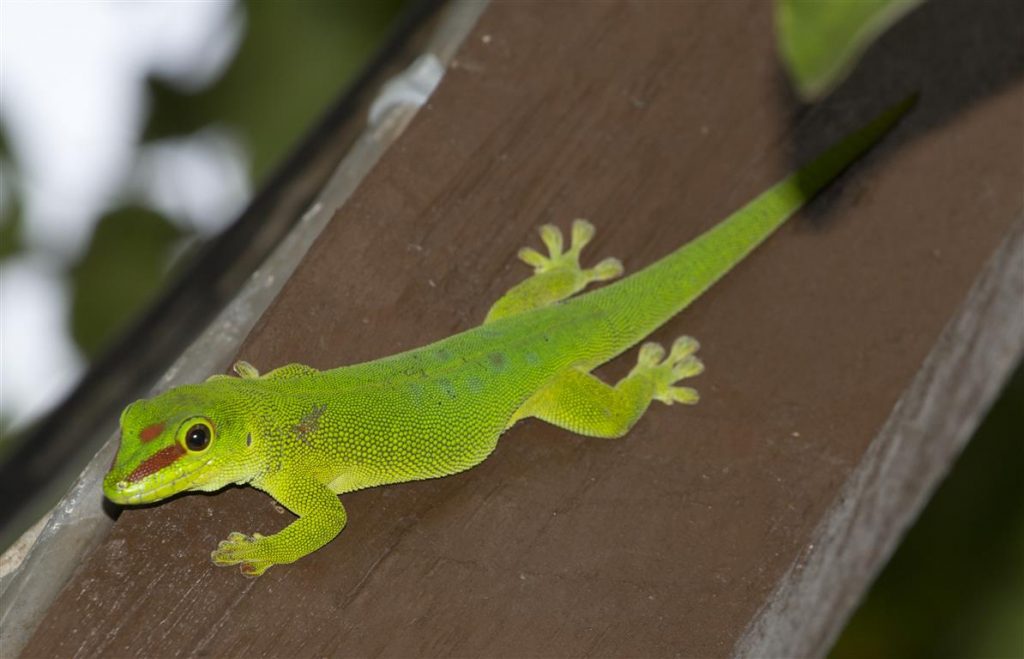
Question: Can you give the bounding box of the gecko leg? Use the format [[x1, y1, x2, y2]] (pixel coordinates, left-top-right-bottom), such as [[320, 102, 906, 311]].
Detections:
[[211, 471, 347, 577], [206, 361, 317, 382], [484, 219, 623, 323], [511, 336, 703, 437]]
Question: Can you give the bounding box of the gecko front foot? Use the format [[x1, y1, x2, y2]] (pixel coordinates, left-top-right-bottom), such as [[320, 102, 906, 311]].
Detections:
[[633, 336, 704, 405], [211, 531, 273, 577]]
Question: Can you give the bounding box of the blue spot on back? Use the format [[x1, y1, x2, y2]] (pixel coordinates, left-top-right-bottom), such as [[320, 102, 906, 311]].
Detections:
[[437, 378, 457, 398], [487, 352, 506, 371]]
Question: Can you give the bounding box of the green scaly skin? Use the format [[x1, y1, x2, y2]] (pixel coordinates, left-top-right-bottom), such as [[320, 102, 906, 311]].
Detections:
[[104, 97, 914, 576]]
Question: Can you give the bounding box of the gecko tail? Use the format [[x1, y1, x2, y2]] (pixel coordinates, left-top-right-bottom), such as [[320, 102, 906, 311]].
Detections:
[[586, 93, 918, 350]]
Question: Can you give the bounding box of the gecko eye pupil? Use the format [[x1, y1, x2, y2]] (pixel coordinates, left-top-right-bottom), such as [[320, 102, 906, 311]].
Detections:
[[185, 424, 211, 451]]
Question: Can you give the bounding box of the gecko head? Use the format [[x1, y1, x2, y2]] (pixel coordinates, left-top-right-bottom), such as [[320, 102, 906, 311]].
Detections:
[[103, 382, 258, 506]]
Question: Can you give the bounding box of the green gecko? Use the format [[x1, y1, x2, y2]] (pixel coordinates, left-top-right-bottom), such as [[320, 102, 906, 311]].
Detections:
[[104, 96, 913, 576]]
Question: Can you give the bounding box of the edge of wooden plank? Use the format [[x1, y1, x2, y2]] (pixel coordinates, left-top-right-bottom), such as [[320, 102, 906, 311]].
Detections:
[[735, 217, 1024, 657]]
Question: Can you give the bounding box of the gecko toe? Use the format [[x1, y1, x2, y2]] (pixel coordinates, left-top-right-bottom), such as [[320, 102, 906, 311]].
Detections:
[[570, 219, 596, 251], [539, 224, 565, 257], [211, 531, 260, 567], [636, 336, 704, 406], [240, 560, 272, 578]]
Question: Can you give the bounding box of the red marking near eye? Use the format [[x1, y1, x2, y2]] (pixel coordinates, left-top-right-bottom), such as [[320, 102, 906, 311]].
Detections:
[[139, 422, 165, 443], [127, 444, 186, 483]]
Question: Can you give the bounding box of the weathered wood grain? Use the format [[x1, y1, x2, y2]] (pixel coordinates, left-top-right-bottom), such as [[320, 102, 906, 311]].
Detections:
[[22, 1, 1023, 657], [736, 217, 1024, 657]]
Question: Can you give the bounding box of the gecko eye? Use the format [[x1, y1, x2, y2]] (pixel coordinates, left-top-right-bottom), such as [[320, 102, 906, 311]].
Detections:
[[184, 423, 211, 451]]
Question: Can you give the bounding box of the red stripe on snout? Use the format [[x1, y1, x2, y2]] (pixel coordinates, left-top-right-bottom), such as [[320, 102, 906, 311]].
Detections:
[[139, 422, 165, 443], [127, 444, 186, 483]]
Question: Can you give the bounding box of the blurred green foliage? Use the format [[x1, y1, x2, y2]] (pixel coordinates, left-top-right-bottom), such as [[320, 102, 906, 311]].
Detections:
[[69, 208, 182, 357], [147, 0, 406, 184], [71, 0, 405, 357], [776, 0, 924, 100], [1, 130, 22, 261], [832, 363, 1024, 658], [0, 203, 21, 261]]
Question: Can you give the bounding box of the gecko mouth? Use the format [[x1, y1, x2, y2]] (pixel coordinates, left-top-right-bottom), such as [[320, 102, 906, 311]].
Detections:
[[104, 457, 215, 505]]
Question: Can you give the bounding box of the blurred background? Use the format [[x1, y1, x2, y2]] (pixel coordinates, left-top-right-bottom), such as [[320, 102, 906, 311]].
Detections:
[[0, 1, 1019, 656]]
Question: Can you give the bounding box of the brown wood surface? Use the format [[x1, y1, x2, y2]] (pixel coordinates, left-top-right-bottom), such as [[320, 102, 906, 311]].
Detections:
[[23, 1, 1023, 657]]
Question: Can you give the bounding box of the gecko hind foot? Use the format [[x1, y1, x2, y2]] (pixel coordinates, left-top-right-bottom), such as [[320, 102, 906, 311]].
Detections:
[[634, 336, 704, 405], [484, 219, 623, 323]]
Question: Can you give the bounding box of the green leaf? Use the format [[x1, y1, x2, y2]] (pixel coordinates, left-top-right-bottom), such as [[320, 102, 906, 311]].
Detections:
[[776, 0, 924, 101]]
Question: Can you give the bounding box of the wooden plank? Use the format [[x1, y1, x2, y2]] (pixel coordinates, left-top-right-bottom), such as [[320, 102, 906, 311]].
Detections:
[[23, 1, 1023, 657], [736, 217, 1024, 657]]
